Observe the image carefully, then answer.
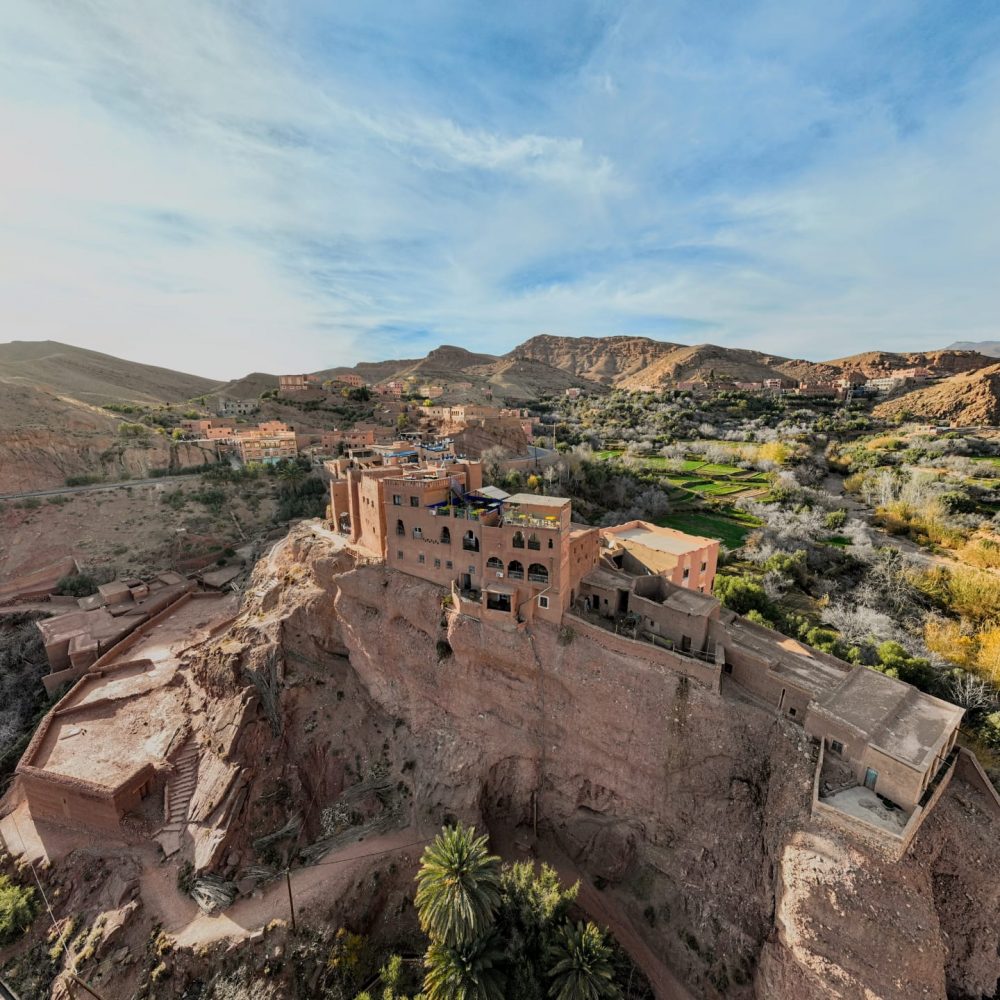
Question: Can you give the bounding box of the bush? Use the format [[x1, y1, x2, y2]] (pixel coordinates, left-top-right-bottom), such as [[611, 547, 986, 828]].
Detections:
[[713, 575, 773, 617], [55, 573, 98, 598], [0, 875, 36, 946]]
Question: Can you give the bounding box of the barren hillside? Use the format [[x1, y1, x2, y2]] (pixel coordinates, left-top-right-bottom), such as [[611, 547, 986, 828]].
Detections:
[[825, 349, 992, 378], [0, 340, 220, 403], [948, 340, 1000, 357], [874, 363, 1000, 426], [510, 334, 681, 383]]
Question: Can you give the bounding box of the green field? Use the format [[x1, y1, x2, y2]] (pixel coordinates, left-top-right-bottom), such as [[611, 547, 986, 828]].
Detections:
[[656, 511, 760, 549]]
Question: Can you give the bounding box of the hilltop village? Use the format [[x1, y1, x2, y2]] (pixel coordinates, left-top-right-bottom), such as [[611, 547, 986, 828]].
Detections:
[[3, 340, 1000, 999]]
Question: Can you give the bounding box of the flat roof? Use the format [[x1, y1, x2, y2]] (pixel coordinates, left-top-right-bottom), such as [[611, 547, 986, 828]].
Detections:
[[609, 525, 713, 557], [722, 612, 850, 695], [815, 668, 963, 770], [505, 493, 570, 508]]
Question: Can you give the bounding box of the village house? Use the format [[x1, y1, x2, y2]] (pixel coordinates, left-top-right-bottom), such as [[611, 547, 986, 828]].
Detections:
[[278, 374, 320, 392], [335, 373, 366, 388], [217, 397, 259, 418], [235, 421, 298, 464], [374, 380, 405, 398]]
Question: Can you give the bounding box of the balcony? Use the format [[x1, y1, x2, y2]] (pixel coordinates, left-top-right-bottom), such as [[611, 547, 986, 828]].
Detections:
[[462, 539, 480, 552], [527, 573, 548, 584], [507, 570, 524, 581], [527, 539, 541, 551], [504, 512, 561, 531]]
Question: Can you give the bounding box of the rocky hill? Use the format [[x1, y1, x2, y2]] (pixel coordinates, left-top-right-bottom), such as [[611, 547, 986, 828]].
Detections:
[[510, 334, 681, 382], [947, 340, 1000, 357], [213, 370, 278, 400], [826, 349, 992, 379], [874, 363, 1000, 426], [0, 340, 221, 404]]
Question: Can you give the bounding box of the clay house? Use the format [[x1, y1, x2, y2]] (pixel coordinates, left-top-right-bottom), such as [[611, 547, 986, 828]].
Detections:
[[804, 668, 962, 812], [180, 419, 217, 437], [374, 380, 405, 398], [564, 387, 582, 399], [419, 384, 445, 399], [599, 521, 718, 594], [795, 382, 841, 398], [335, 373, 365, 388], [278, 374, 319, 392]]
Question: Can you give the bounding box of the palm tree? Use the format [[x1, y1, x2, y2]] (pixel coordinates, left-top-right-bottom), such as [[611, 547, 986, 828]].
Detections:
[[415, 824, 502, 948], [547, 921, 621, 1000], [423, 932, 506, 1000]]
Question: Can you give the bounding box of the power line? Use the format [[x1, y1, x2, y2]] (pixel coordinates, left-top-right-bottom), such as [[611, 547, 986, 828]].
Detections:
[[307, 839, 429, 868]]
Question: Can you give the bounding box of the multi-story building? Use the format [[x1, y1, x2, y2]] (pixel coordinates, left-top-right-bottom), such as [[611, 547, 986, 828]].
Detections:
[[336, 373, 366, 388], [278, 374, 319, 392], [374, 380, 405, 398], [217, 398, 259, 417], [235, 421, 298, 464]]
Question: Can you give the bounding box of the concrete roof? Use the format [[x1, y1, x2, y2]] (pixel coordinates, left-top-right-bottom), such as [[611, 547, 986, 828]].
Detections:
[[505, 493, 570, 508], [814, 668, 963, 770], [660, 586, 719, 616], [476, 486, 510, 500], [582, 567, 634, 592]]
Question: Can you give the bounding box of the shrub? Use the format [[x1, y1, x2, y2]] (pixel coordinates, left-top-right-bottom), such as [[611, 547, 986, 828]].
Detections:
[[55, 573, 98, 598], [0, 874, 36, 946], [713, 575, 773, 617]]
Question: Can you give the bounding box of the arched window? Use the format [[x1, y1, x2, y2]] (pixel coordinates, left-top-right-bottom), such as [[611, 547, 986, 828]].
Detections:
[[507, 560, 524, 580], [440, 525, 451, 544], [512, 531, 525, 549], [462, 530, 479, 552], [527, 533, 541, 551], [527, 563, 548, 584], [486, 556, 503, 573], [396, 519, 405, 536]]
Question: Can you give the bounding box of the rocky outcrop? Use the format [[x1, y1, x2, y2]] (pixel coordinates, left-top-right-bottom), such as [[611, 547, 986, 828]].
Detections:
[[199, 525, 1000, 1000], [874, 364, 1000, 427]]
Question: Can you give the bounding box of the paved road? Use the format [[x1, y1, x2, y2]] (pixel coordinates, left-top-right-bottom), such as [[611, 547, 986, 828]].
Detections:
[[0, 474, 202, 502]]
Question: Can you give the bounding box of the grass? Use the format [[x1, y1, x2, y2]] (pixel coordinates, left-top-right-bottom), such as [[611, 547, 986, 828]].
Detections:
[[655, 511, 759, 549], [824, 535, 852, 547]]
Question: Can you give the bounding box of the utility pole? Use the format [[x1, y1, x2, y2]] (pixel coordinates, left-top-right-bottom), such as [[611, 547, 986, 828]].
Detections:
[[285, 870, 297, 933], [67, 973, 109, 1000]]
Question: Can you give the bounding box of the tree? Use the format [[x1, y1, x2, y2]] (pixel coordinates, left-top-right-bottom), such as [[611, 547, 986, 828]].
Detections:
[[0, 874, 35, 946], [546, 922, 621, 1000], [424, 933, 506, 1000], [415, 824, 502, 948]]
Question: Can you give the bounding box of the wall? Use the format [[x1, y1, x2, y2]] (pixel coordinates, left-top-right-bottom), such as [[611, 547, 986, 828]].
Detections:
[[564, 612, 721, 691]]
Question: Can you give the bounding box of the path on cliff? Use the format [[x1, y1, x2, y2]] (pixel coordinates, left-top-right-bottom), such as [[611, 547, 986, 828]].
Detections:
[[0, 473, 213, 502], [141, 828, 425, 949]]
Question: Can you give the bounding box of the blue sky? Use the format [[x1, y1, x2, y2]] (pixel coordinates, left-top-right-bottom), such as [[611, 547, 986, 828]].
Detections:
[[1, 1, 999, 378]]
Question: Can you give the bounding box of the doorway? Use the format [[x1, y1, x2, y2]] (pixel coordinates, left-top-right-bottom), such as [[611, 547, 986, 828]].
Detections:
[[864, 768, 878, 791]]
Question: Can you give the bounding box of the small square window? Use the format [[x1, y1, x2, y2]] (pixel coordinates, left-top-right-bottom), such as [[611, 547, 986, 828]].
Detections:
[[446, 560, 453, 569], [410, 496, 419, 507], [396, 550, 403, 559], [723, 662, 733, 674], [538, 595, 549, 609], [468, 565, 475, 575], [701, 561, 707, 572], [830, 739, 844, 755], [682, 567, 690, 579], [434, 558, 441, 569], [418, 553, 425, 564], [788, 707, 797, 717], [392, 494, 402, 505]]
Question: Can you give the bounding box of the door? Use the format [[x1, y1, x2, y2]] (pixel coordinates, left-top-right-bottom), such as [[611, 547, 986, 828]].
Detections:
[[460, 573, 471, 591], [617, 590, 629, 613], [864, 768, 878, 791]]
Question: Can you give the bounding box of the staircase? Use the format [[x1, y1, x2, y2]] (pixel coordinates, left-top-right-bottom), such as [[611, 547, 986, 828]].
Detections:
[[157, 740, 199, 857]]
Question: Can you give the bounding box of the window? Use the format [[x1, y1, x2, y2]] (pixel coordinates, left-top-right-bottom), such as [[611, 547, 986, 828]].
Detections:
[[392, 494, 402, 505], [682, 567, 690, 580], [723, 662, 733, 674], [507, 560, 524, 580], [830, 739, 844, 755], [512, 531, 525, 549], [396, 550, 403, 560], [548, 538, 554, 549], [701, 561, 707, 572], [434, 558, 441, 569], [486, 556, 504, 573], [446, 560, 453, 569], [462, 530, 479, 552], [486, 591, 512, 612], [440, 526, 451, 544], [396, 519, 405, 536], [527, 534, 541, 550], [527, 563, 548, 584], [410, 496, 419, 507], [681, 635, 691, 652], [468, 565, 475, 575], [418, 553, 425, 564], [412, 527, 422, 539], [538, 595, 549, 609]]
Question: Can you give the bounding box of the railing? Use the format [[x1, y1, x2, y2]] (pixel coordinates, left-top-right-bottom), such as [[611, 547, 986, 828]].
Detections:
[[505, 513, 560, 530], [512, 538, 525, 548], [462, 540, 480, 552], [507, 570, 524, 580], [527, 573, 548, 583]]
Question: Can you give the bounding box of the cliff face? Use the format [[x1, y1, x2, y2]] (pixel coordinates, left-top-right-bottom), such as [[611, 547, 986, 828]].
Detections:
[[874, 364, 1000, 426], [198, 526, 1000, 1000]]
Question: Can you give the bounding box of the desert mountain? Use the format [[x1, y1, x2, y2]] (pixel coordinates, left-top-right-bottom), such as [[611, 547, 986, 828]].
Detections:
[[823, 349, 992, 379], [0, 340, 221, 404], [947, 340, 1000, 358], [874, 363, 1000, 426], [213, 371, 279, 400], [510, 335, 681, 382]]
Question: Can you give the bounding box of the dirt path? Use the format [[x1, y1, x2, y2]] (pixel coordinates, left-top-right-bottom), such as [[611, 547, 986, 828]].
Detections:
[[142, 828, 426, 949], [0, 473, 211, 502]]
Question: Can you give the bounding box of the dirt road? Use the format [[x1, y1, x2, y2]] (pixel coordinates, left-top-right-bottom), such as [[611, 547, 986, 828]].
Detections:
[[0, 474, 206, 502]]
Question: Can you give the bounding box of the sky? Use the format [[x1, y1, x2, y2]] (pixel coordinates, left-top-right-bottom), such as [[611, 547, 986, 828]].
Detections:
[[1, 2, 999, 379]]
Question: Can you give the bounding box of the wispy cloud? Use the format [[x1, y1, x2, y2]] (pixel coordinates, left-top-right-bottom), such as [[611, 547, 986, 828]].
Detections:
[[1, 0, 999, 376]]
